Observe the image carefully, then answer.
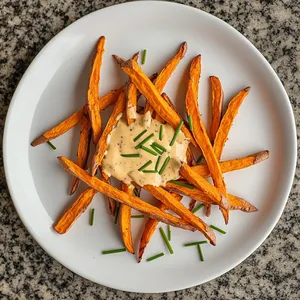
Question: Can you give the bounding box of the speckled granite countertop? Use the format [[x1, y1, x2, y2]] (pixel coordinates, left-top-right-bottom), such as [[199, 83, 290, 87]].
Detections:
[[0, 0, 299, 299]]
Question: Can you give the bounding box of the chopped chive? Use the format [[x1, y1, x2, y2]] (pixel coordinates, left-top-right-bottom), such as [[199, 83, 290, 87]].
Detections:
[[138, 160, 152, 172], [102, 248, 126, 255], [192, 203, 205, 214], [142, 170, 158, 173], [210, 225, 226, 234], [187, 115, 193, 131], [155, 156, 162, 171], [131, 215, 144, 218], [142, 49, 147, 65], [133, 129, 147, 142], [146, 252, 164, 262], [184, 241, 208, 247], [121, 153, 140, 158], [158, 156, 170, 175], [168, 180, 195, 189], [152, 142, 167, 152], [159, 125, 163, 141], [133, 187, 139, 197], [135, 133, 154, 149], [196, 155, 203, 164], [167, 224, 171, 241], [90, 208, 95, 226], [169, 120, 184, 146], [159, 227, 174, 254], [141, 145, 158, 156], [197, 244, 204, 261], [150, 144, 163, 155], [114, 205, 120, 224], [47, 141, 56, 150]]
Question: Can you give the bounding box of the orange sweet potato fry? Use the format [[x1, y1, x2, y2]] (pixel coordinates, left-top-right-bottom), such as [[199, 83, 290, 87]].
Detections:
[[121, 59, 198, 148], [213, 87, 250, 160], [144, 185, 216, 245], [92, 90, 126, 175], [54, 188, 97, 234], [120, 183, 135, 254], [101, 171, 116, 216], [58, 156, 195, 230], [69, 114, 92, 195], [209, 76, 224, 142], [185, 55, 229, 223], [87, 36, 105, 144]]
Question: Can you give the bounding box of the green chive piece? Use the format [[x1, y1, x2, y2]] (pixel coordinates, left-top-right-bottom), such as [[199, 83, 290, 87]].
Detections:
[[133, 129, 147, 142], [152, 142, 167, 152], [158, 156, 170, 175], [146, 252, 164, 262], [135, 133, 154, 149], [142, 49, 147, 65], [159, 125, 163, 141], [155, 156, 162, 171], [133, 187, 139, 197], [102, 248, 126, 255], [138, 160, 152, 172], [47, 141, 56, 150], [187, 115, 193, 131], [131, 215, 144, 219], [196, 155, 203, 164], [114, 205, 120, 225], [141, 145, 158, 156], [167, 224, 171, 241], [121, 153, 140, 158], [159, 227, 174, 254], [168, 180, 195, 189], [184, 241, 208, 247], [197, 244, 204, 261], [169, 120, 184, 146], [142, 170, 158, 173], [210, 225, 226, 234], [192, 203, 205, 214], [90, 208, 95, 226], [150, 144, 163, 155]]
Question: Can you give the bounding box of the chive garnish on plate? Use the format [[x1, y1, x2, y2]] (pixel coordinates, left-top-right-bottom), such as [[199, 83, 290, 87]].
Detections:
[[152, 142, 167, 152], [138, 160, 152, 172], [133, 187, 139, 197], [114, 205, 120, 224], [155, 156, 162, 171], [159, 227, 174, 254], [159, 125, 163, 140], [142, 170, 158, 173], [187, 115, 193, 131], [142, 49, 147, 64], [210, 225, 226, 234], [135, 133, 154, 149], [146, 252, 164, 262], [158, 156, 170, 175], [141, 145, 158, 156], [197, 244, 204, 261], [167, 224, 171, 241], [168, 180, 195, 189], [169, 120, 184, 146], [131, 215, 144, 219], [184, 241, 208, 247], [121, 153, 140, 158], [102, 248, 126, 255], [196, 155, 203, 164], [90, 208, 95, 226], [150, 144, 163, 155], [47, 141, 56, 150], [133, 129, 147, 142], [192, 203, 205, 214]]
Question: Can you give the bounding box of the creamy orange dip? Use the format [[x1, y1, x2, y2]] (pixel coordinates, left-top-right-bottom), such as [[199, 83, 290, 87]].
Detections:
[[102, 112, 188, 187]]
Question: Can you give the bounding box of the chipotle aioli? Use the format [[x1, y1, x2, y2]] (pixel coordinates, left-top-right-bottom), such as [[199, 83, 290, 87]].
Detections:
[[102, 112, 188, 187]]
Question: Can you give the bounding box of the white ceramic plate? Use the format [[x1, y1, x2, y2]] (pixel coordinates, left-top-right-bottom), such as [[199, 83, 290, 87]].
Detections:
[[4, 1, 296, 293]]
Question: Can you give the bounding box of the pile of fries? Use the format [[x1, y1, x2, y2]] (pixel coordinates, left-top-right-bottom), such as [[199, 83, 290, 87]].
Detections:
[[31, 37, 269, 262]]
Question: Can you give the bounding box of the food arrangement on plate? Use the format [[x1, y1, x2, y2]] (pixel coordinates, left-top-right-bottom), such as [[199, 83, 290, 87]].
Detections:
[[31, 36, 269, 263]]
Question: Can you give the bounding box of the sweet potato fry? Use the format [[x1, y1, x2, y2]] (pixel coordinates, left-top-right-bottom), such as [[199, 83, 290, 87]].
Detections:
[[92, 90, 126, 175], [213, 87, 250, 160], [143, 185, 216, 245], [58, 156, 195, 230], [87, 36, 105, 144], [121, 59, 198, 148], [209, 76, 224, 142], [101, 171, 116, 216], [189, 199, 197, 211], [204, 204, 212, 217], [70, 115, 92, 195], [185, 55, 229, 223], [120, 183, 134, 254], [54, 188, 97, 234]]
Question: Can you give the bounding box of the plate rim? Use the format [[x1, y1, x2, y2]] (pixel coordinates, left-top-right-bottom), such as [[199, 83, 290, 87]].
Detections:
[[3, 0, 297, 293]]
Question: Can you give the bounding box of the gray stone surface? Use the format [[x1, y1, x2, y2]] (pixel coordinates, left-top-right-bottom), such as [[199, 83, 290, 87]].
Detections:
[[0, 0, 299, 299]]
